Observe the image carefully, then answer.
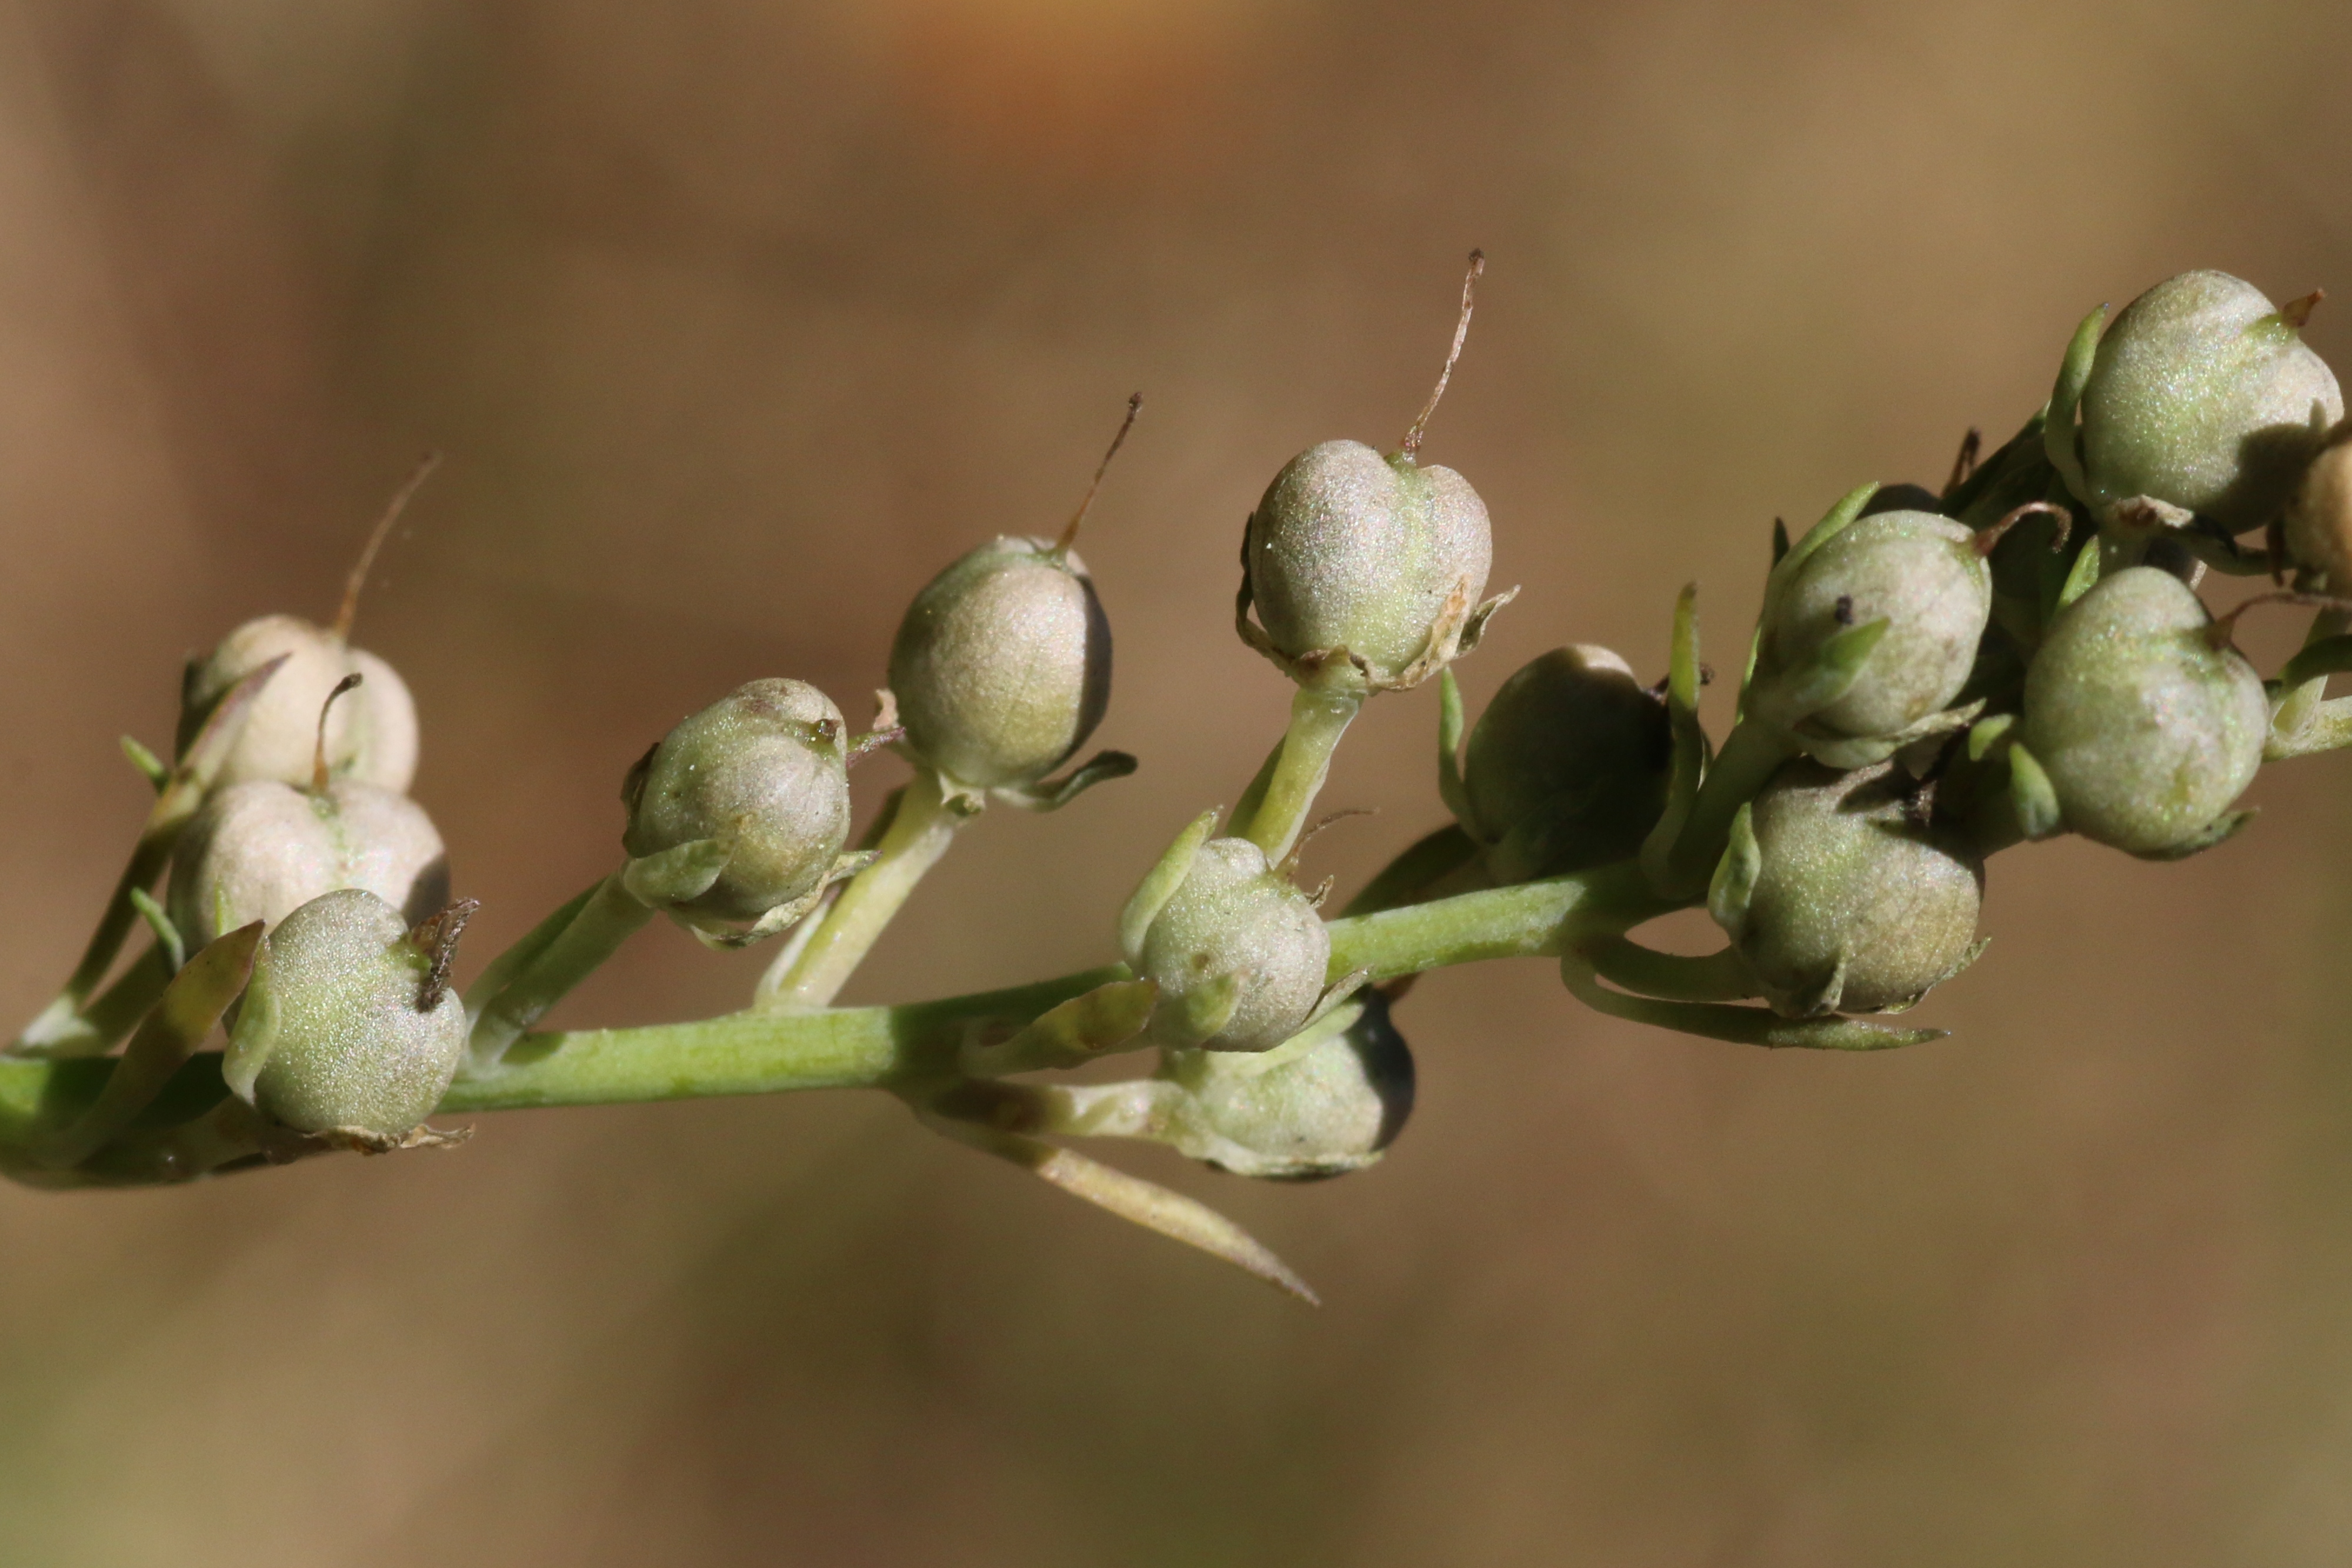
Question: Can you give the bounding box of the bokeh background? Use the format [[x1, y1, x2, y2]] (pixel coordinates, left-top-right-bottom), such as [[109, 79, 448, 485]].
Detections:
[[2, 0, 2351, 1562]]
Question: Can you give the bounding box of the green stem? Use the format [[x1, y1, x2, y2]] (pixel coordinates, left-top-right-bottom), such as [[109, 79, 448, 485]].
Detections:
[[1236, 685, 1364, 863], [1340, 823, 1481, 918], [756, 769, 965, 1012], [1579, 935, 1760, 1002], [1659, 719, 1789, 899], [464, 871, 655, 1072], [1324, 859, 1667, 983]]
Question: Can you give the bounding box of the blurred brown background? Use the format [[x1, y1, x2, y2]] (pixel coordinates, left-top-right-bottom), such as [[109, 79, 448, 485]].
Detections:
[[2, 0, 2350, 1562]]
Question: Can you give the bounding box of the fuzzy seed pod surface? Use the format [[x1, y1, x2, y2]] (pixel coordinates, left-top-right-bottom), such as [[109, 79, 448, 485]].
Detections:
[[1726, 760, 1984, 1017], [1246, 439, 1492, 682], [1139, 836, 1330, 1053], [2286, 427, 2352, 589], [168, 779, 449, 948], [2021, 566, 2267, 855], [888, 536, 1110, 790], [225, 888, 466, 1136], [1160, 990, 1414, 1179], [1462, 645, 1670, 878], [622, 679, 852, 921], [178, 615, 420, 792], [1763, 510, 1990, 740], [2080, 271, 2341, 531]]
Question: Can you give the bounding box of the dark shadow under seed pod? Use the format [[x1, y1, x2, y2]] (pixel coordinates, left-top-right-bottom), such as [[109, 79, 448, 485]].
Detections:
[[1460, 645, 1671, 880], [622, 679, 855, 923], [1715, 759, 1984, 1017]]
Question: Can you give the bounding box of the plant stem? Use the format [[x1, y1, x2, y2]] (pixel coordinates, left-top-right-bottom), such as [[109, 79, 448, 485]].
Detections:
[[1236, 685, 1364, 863], [465, 871, 655, 1072], [756, 769, 965, 1012], [1323, 859, 1666, 982], [1659, 719, 1789, 899]]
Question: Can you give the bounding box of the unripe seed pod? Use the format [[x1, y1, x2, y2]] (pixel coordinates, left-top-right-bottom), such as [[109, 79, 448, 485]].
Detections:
[[177, 615, 419, 792], [1139, 836, 1329, 1053], [888, 537, 1110, 789], [1760, 509, 1990, 740], [2020, 566, 2267, 855], [1462, 645, 1670, 878], [1722, 760, 1984, 1017], [1245, 439, 1493, 685], [2080, 271, 2341, 531], [1160, 989, 1415, 1180], [621, 679, 853, 922], [168, 778, 449, 948], [2286, 425, 2352, 589], [224, 888, 467, 1136]]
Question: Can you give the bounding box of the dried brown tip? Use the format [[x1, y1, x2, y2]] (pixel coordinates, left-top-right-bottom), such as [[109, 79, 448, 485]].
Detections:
[[1055, 393, 1143, 554], [2204, 589, 2352, 650], [311, 672, 364, 792], [1401, 249, 1486, 461], [1973, 500, 2073, 558], [406, 898, 480, 1011], [333, 451, 443, 642], [2283, 289, 2326, 330], [1943, 426, 1982, 498]]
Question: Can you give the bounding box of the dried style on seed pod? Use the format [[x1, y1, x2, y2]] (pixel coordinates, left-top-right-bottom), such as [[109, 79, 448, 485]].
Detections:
[[2073, 271, 2341, 532], [1459, 645, 1671, 880], [621, 679, 858, 929], [1710, 760, 1985, 1018], [177, 615, 421, 793], [2018, 566, 2267, 856], [224, 888, 469, 1138]]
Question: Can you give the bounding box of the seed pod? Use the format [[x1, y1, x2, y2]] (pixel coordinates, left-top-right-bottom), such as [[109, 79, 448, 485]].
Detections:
[[621, 679, 853, 922], [888, 536, 1110, 790], [1460, 645, 1670, 879], [1159, 989, 1415, 1180], [177, 615, 419, 793], [1244, 439, 1493, 687], [2079, 271, 2341, 532], [1136, 835, 1330, 1053], [2286, 423, 2352, 589], [1758, 509, 1990, 743], [224, 888, 468, 1137], [2020, 566, 2266, 855], [168, 778, 449, 949], [1714, 760, 1984, 1017]]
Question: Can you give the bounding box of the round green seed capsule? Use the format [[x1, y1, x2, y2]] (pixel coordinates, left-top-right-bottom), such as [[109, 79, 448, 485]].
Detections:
[[168, 778, 449, 949], [178, 614, 419, 792], [2286, 426, 2352, 589], [1159, 989, 1414, 1180], [1245, 439, 1493, 685], [620, 679, 853, 922], [1462, 645, 1670, 878], [888, 536, 1110, 790], [224, 888, 467, 1137], [1760, 509, 1990, 741], [1723, 759, 1984, 1017], [1138, 835, 1330, 1053], [2020, 566, 2267, 855], [2080, 271, 2341, 532]]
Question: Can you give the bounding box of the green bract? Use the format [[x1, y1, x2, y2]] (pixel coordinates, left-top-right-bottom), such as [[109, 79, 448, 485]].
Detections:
[[1757, 508, 1989, 746], [1461, 645, 1670, 879], [888, 536, 1110, 790], [177, 614, 419, 793], [1243, 439, 1493, 688], [167, 779, 449, 948], [224, 888, 466, 1137], [2019, 566, 2266, 855], [1713, 760, 1984, 1017], [1157, 990, 1414, 1180], [2078, 271, 2341, 531], [621, 679, 853, 923], [1134, 835, 1331, 1053]]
